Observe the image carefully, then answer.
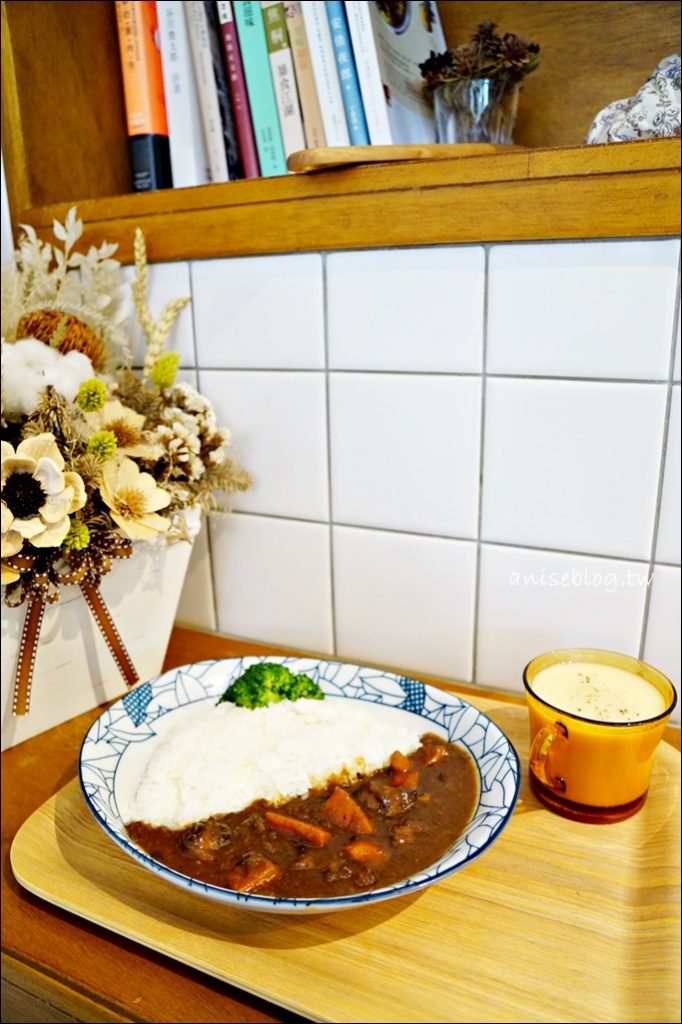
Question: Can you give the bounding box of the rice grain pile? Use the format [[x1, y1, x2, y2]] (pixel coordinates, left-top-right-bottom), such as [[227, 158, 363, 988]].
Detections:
[[127, 697, 424, 828]]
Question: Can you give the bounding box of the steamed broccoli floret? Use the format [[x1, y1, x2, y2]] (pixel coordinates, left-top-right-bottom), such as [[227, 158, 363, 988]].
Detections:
[[282, 672, 325, 702], [220, 663, 288, 708], [219, 662, 324, 708]]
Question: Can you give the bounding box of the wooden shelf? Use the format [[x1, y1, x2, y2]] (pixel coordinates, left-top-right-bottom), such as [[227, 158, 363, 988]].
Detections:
[[8, 138, 681, 262], [2, 0, 680, 262]]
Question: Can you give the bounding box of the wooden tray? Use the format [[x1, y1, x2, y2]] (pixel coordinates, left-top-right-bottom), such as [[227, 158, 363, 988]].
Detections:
[[10, 699, 680, 1024], [287, 143, 524, 173]]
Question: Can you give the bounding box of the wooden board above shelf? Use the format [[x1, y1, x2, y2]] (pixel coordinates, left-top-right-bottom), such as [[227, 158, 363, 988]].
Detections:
[[286, 143, 527, 173]]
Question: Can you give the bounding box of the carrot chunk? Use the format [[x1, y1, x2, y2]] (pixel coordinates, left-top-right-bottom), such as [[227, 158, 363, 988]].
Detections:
[[389, 750, 411, 772], [390, 770, 420, 790], [225, 854, 281, 893], [323, 787, 373, 834], [343, 839, 389, 867], [264, 811, 331, 847]]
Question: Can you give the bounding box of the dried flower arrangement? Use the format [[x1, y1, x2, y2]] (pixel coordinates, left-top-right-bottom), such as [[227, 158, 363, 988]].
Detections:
[[419, 22, 541, 144], [419, 21, 541, 90], [1, 209, 250, 715]]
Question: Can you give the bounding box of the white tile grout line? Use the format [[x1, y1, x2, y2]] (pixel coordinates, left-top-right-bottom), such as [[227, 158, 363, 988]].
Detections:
[[471, 246, 490, 687], [228, 508, 682, 568], [189, 259, 220, 634], [180, 366, 673, 385], [639, 257, 682, 660], [321, 252, 338, 657]]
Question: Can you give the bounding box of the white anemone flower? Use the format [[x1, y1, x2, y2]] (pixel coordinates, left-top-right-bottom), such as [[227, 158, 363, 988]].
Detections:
[[100, 457, 171, 541], [1, 434, 87, 554]]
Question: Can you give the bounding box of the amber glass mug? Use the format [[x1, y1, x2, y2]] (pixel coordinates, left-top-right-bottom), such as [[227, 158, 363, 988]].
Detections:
[[523, 649, 677, 823]]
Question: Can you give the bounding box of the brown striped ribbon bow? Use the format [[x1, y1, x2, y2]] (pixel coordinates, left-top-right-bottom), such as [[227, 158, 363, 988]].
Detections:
[[4, 534, 140, 716]]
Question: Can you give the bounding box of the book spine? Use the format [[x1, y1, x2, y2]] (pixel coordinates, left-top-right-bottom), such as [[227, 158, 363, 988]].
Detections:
[[261, 1, 305, 159], [301, 1, 350, 147], [216, 0, 260, 178], [185, 0, 230, 182], [115, 1, 173, 190], [283, 2, 326, 149], [343, 0, 392, 145], [156, 1, 210, 187], [203, 1, 244, 179], [232, 1, 287, 176], [325, 0, 368, 145]]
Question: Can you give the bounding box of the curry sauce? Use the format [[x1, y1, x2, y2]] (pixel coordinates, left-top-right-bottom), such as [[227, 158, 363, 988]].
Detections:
[[126, 733, 478, 898]]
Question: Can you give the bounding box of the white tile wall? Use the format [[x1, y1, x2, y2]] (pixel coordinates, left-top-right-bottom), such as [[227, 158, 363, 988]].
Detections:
[[476, 544, 650, 695], [191, 253, 324, 368], [488, 240, 679, 379], [481, 378, 666, 559], [644, 565, 681, 724], [209, 513, 333, 653], [327, 247, 485, 372], [656, 385, 681, 564], [333, 526, 476, 680], [170, 239, 680, 720], [329, 374, 481, 537], [199, 370, 329, 520]]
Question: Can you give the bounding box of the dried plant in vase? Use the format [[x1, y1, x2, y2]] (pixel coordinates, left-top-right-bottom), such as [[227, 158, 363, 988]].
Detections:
[[419, 21, 541, 144], [1, 209, 251, 719]]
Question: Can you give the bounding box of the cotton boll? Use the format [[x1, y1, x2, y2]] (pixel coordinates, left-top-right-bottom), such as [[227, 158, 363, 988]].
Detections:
[[1, 341, 49, 417], [1, 338, 95, 417], [42, 349, 94, 401], [6, 337, 57, 370]]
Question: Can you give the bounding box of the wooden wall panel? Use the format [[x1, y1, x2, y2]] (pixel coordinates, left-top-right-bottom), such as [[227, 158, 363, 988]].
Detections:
[[2, 0, 131, 210], [438, 1, 682, 148]]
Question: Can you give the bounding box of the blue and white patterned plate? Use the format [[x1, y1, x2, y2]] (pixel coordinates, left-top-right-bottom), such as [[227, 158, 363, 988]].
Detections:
[[79, 656, 520, 914]]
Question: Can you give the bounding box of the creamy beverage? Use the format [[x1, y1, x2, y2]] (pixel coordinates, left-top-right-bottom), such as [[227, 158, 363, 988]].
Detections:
[[531, 661, 667, 723], [524, 649, 676, 821]]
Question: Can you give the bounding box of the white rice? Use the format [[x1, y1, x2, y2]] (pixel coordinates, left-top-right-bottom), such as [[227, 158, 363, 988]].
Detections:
[[127, 697, 424, 829]]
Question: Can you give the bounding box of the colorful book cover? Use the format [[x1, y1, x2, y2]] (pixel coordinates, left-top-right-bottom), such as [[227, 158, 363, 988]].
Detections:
[[233, 0, 287, 176], [344, 0, 392, 144], [261, 1, 305, 159], [216, 0, 260, 178], [156, 1, 210, 188], [185, 0, 230, 181], [115, 1, 173, 191], [301, 1, 350, 147], [203, 0, 244, 179], [326, 1, 368, 145], [368, 0, 445, 144], [283, 2, 326, 148]]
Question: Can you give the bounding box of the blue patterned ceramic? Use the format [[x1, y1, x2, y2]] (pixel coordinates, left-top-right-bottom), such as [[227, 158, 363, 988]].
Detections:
[[79, 657, 520, 914]]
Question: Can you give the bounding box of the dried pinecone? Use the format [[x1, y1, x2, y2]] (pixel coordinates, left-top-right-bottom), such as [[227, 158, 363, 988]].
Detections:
[[500, 32, 541, 74], [419, 22, 541, 90]]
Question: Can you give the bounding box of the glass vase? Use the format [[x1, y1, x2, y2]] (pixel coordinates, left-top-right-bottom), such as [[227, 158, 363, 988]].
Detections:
[[433, 79, 520, 144]]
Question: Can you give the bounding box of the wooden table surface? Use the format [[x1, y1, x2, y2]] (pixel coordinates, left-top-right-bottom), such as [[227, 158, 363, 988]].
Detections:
[[2, 627, 679, 1024]]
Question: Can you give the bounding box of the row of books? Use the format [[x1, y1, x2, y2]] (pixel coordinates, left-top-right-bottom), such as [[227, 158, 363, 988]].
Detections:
[[114, 1, 446, 190]]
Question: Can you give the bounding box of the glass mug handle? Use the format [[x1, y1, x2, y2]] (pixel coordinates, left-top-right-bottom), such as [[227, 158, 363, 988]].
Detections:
[[529, 721, 568, 793]]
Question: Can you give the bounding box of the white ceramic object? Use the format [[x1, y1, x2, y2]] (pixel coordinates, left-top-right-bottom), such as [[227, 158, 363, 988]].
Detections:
[[1, 508, 201, 751], [80, 655, 520, 914]]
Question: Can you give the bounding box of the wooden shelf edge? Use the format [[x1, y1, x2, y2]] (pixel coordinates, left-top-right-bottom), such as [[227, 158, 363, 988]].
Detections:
[[9, 139, 680, 261]]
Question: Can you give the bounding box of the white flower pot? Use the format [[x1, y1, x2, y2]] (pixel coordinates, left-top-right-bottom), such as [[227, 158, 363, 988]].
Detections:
[[1, 508, 202, 751]]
